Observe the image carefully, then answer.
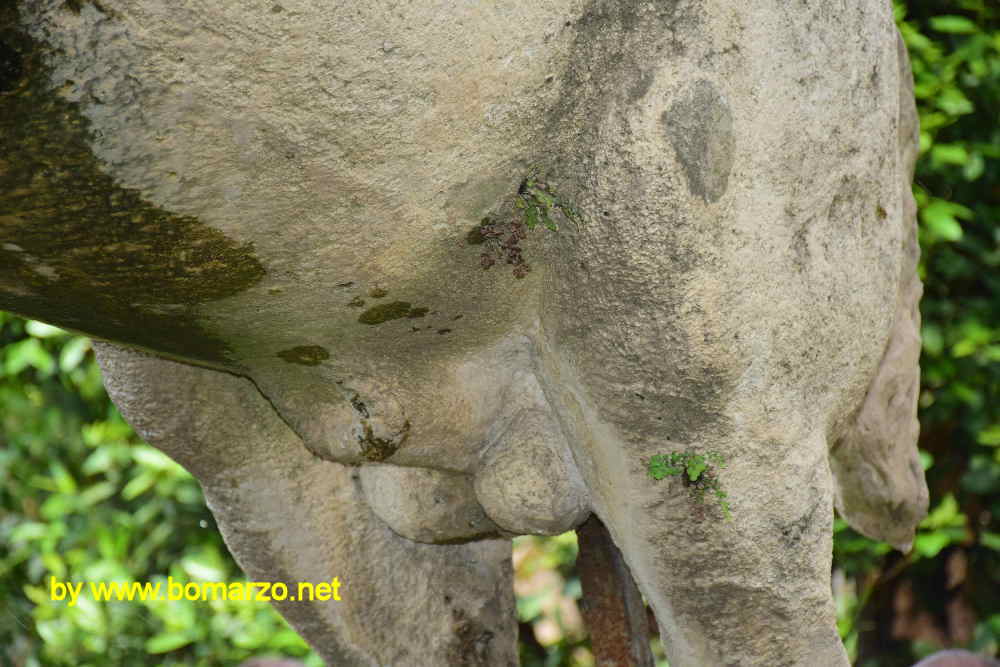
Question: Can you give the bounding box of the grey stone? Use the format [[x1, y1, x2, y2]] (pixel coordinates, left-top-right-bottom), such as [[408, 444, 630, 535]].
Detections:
[[361, 464, 500, 544]]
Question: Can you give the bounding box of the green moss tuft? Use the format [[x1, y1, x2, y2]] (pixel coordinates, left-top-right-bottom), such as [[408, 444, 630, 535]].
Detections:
[[358, 301, 412, 325], [276, 345, 330, 366]]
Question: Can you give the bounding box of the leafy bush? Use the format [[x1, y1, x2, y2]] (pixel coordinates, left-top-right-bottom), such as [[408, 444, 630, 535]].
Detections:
[[0, 313, 320, 667]]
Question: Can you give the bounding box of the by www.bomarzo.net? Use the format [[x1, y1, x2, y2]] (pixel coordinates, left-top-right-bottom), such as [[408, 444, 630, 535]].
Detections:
[[48, 576, 342, 607]]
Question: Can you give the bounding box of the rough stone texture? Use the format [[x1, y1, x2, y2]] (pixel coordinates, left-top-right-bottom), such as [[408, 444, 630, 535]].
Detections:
[[474, 408, 591, 536], [829, 32, 929, 552], [1, 0, 927, 665], [361, 465, 501, 544]]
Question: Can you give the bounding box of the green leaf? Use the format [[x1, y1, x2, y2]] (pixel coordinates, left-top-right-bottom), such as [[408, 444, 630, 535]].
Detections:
[[978, 424, 1000, 447], [5, 338, 55, 376], [930, 143, 968, 167], [921, 198, 972, 242], [121, 471, 157, 500], [9, 521, 48, 543], [963, 152, 985, 181], [145, 631, 194, 654], [42, 551, 67, 579], [648, 455, 681, 480], [914, 531, 952, 558], [928, 15, 979, 34], [79, 482, 116, 507], [181, 548, 227, 582], [41, 494, 76, 520], [982, 532, 1000, 552], [919, 450, 934, 471], [81, 447, 113, 475], [25, 320, 67, 338], [529, 188, 556, 208], [59, 337, 91, 372], [50, 462, 78, 494], [524, 206, 540, 230], [686, 458, 707, 482], [921, 323, 944, 355], [919, 494, 966, 530], [935, 86, 974, 115], [132, 446, 178, 471]]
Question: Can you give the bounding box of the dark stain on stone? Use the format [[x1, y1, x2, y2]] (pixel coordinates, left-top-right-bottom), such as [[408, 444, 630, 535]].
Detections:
[[277, 345, 330, 366], [447, 606, 497, 666], [407, 307, 429, 318], [347, 296, 366, 308], [358, 300, 412, 325], [357, 420, 408, 462], [0, 9, 264, 365], [827, 176, 867, 234], [777, 500, 821, 546], [335, 281, 354, 288], [627, 68, 656, 104], [349, 395, 369, 418], [466, 224, 486, 245], [791, 219, 811, 271], [63, 0, 113, 17], [367, 287, 388, 298], [0, 39, 23, 93], [876, 204, 887, 220], [437, 328, 452, 335], [661, 78, 734, 203]]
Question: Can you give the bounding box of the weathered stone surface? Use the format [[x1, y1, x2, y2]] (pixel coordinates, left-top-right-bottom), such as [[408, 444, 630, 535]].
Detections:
[[474, 408, 590, 536], [361, 464, 500, 544], [829, 32, 929, 552], [3, 0, 927, 664]]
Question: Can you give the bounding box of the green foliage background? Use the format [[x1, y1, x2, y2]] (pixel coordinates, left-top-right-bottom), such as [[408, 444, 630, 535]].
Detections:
[[1, 1, 997, 665]]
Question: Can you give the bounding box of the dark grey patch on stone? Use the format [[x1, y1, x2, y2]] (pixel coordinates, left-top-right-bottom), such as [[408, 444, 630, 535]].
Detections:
[[826, 175, 870, 237], [627, 68, 656, 104], [777, 500, 821, 546], [791, 219, 811, 272], [0, 39, 23, 92], [661, 79, 734, 203]]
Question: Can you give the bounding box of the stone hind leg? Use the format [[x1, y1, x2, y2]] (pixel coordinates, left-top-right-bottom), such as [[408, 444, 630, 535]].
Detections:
[[95, 343, 517, 666]]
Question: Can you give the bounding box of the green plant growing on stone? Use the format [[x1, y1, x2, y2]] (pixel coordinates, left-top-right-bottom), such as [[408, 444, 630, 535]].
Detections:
[[515, 172, 580, 232], [475, 171, 580, 278], [648, 451, 731, 520]]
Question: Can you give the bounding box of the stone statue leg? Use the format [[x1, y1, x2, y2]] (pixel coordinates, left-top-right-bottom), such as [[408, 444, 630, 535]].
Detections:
[[94, 343, 517, 667], [533, 8, 923, 665], [594, 434, 848, 667]]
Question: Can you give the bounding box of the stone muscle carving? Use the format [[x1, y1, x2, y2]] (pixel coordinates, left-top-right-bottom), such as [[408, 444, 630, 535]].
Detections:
[[1, 0, 927, 664]]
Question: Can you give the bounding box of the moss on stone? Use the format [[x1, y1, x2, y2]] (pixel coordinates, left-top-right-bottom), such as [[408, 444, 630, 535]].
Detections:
[[0, 8, 264, 365], [276, 345, 330, 366], [358, 301, 430, 325]]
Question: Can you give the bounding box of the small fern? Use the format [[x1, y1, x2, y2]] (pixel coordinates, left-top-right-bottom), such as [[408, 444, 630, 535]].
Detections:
[[648, 451, 731, 519]]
